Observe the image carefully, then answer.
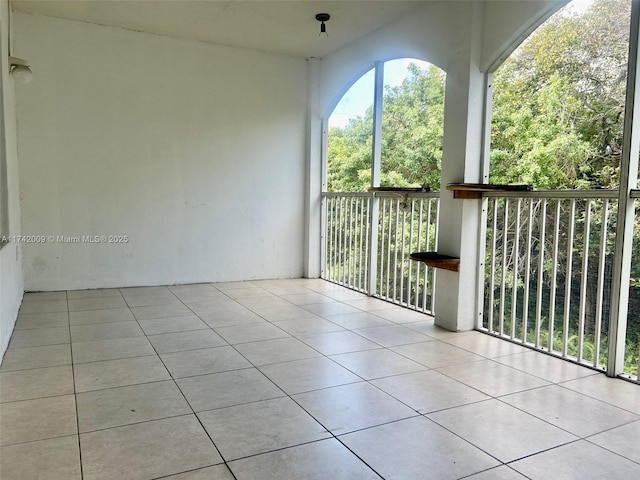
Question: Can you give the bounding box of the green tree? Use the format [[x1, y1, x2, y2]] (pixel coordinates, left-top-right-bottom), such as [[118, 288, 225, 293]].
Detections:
[[381, 63, 445, 189], [490, 0, 630, 189], [327, 62, 445, 192]]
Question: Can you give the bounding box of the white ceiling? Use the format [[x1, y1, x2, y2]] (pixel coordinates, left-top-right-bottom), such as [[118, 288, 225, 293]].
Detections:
[[11, 0, 429, 58]]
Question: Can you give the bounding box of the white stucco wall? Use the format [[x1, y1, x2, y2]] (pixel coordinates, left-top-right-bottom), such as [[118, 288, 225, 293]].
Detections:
[[318, 1, 466, 117], [14, 13, 308, 291], [0, 0, 24, 360]]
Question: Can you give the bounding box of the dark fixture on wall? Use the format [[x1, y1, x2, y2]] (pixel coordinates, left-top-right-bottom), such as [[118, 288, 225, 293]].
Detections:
[[9, 57, 32, 84], [316, 13, 330, 37]]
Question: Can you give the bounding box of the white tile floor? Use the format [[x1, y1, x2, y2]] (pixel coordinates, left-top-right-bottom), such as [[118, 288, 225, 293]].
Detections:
[[1, 278, 640, 479]]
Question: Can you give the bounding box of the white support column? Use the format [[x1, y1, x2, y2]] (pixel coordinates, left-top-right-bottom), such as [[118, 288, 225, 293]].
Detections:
[[607, 0, 640, 376], [434, 3, 486, 331], [367, 62, 384, 296], [476, 72, 494, 328], [304, 57, 322, 278]]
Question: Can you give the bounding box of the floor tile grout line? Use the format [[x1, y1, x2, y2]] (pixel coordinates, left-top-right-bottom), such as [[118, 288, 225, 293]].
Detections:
[[457, 463, 532, 480], [501, 437, 588, 467], [582, 417, 640, 440], [554, 381, 640, 417], [77, 412, 198, 436], [420, 412, 519, 468], [65, 290, 85, 480], [0, 390, 77, 406], [126, 302, 241, 480], [149, 464, 233, 480], [74, 377, 184, 395], [496, 385, 640, 429], [582, 435, 640, 467], [269, 389, 387, 479], [491, 395, 588, 440], [430, 359, 551, 398]]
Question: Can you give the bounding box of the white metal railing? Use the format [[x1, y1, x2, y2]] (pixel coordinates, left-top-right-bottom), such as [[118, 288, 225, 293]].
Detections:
[[481, 190, 619, 372], [322, 191, 440, 314], [376, 194, 439, 312], [323, 193, 371, 293], [323, 188, 638, 379]]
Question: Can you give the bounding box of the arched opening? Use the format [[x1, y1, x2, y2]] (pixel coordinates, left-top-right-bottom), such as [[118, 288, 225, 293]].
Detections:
[[483, 0, 639, 379], [326, 59, 446, 192], [380, 59, 445, 190], [326, 68, 375, 192], [323, 58, 446, 312]]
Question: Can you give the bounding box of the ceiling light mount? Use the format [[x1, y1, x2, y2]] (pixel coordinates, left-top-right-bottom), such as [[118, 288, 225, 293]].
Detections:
[[315, 13, 330, 37], [9, 56, 32, 84]]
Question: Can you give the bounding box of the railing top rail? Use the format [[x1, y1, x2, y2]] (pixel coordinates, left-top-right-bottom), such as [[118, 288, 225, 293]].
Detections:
[[322, 191, 440, 199], [322, 192, 372, 198], [483, 189, 619, 199]]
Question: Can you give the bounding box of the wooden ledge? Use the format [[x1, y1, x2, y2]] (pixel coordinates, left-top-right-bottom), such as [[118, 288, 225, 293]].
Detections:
[[446, 183, 533, 199], [410, 252, 460, 272], [368, 187, 431, 193]]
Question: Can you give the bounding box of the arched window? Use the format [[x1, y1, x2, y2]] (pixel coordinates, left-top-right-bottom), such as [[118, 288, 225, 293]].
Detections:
[[490, 0, 631, 190], [326, 59, 446, 192], [381, 59, 445, 190], [326, 68, 375, 192], [483, 0, 640, 379]]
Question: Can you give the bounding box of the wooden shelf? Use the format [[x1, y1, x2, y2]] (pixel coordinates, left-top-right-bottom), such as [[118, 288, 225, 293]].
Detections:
[[368, 187, 430, 193], [410, 252, 460, 272], [446, 183, 533, 199]]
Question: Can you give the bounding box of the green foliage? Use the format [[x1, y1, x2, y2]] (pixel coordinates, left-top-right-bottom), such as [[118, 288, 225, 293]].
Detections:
[[381, 64, 445, 190], [327, 63, 445, 192], [327, 116, 374, 192], [490, 0, 630, 189]]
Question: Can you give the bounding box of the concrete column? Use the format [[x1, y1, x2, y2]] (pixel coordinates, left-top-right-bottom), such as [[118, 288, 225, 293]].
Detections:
[[434, 4, 486, 331], [304, 57, 322, 278]]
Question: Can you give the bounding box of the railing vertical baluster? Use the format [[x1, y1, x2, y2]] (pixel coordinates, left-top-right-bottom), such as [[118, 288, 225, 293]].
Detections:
[[549, 200, 562, 353], [535, 199, 547, 348], [416, 199, 424, 310], [431, 198, 440, 314], [399, 202, 406, 305], [594, 199, 610, 368], [343, 197, 349, 286], [352, 198, 358, 289], [364, 196, 371, 292], [499, 199, 509, 336], [392, 198, 400, 303], [386, 200, 395, 300], [522, 199, 534, 343], [353, 198, 357, 289], [336, 198, 343, 283], [331, 198, 340, 282], [340, 198, 346, 285], [343, 198, 347, 285], [577, 200, 592, 362], [325, 198, 331, 280], [358, 198, 364, 290], [347, 197, 352, 286], [511, 198, 522, 339], [488, 198, 498, 332], [407, 199, 415, 306], [378, 198, 386, 297], [335, 197, 341, 283], [423, 199, 431, 312], [562, 199, 576, 357]]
